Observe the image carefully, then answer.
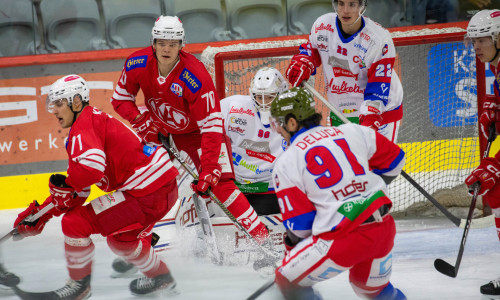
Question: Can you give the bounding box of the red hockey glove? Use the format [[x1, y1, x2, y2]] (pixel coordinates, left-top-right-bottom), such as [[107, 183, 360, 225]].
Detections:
[[14, 199, 53, 239], [479, 101, 499, 140], [465, 157, 500, 196], [191, 165, 222, 194], [130, 111, 161, 145], [286, 54, 315, 87], [359, 113, 383, 130], [49, 174, 85, 215]]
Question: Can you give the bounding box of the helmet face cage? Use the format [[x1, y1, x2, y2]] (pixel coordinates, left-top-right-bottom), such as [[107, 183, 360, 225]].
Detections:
[[46, 75, 90, 113], [332, 0, 367, 15], [151, 16, 186, 46], [250, 67, 289, 113], [467, 10, 500, 44], [270, 87, 316, 127]]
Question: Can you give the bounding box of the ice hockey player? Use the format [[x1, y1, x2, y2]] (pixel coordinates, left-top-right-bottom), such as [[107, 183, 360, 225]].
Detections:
[[110, 15, 270, 246], [285, 0, 403, 142], [220, 67, 289, 216], [269, 87, 407, 299], [464, 9, 500, 299], [12, 74, 180, 299]]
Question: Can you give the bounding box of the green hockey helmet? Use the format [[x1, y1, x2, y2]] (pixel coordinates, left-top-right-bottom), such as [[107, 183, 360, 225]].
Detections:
[[270, 87, 316, 127]]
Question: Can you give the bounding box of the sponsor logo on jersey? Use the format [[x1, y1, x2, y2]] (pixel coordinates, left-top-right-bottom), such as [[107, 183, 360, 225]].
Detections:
[[230, 116, 247, 126], [328, 56, 350, 70], [332, 180, 368, 201], [353, 56, 366, 69], [315, 23, 334, 33], [180, 68, 201, 93], [147, 97, 190, 130], [317, 35, 328, 42], [170, 83, 183, 97], [232, 155, 272, 174], [274, 174, 280, 189], [229, 106, 255, 116], [238, 139, 271, 154], [317, 43, 328, 51], [359, 32, 371, 42], [341, 108, 358, 114], [354, 43, 368, 53], [382, 44, 388, 56], [228, 125, 245, 135], [328, 80, 365, 95], [333, 67, 358, 80], [246, 149, 276, 163], [126, 55, 148, 71]]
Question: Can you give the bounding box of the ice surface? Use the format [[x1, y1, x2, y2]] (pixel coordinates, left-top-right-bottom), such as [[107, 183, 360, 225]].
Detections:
[[0, 209, 499, 300]]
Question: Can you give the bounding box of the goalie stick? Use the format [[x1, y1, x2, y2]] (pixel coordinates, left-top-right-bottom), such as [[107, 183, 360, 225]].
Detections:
[[303, 82, 494, 229], [434, 124, 496, 278], [158, 134, 279, 261], [0, 202, 54, 245]]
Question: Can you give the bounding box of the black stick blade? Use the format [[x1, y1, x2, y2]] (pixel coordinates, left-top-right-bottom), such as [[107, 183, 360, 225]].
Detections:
[[434, 258, 457, 278]]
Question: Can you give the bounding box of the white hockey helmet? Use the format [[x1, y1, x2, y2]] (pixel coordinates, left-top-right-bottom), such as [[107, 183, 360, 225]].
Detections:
[[46, 74, 89, 113], [151, 15, 185, 46], [467, 10, 500, 44], [250, 67, 288, 112]]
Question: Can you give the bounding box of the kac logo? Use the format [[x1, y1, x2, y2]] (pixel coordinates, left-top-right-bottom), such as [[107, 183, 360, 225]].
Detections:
[[170, 83, 183, 97]]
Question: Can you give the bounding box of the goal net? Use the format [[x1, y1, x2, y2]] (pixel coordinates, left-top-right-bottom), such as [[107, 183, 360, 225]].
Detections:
[[201, 25, 484, 218]]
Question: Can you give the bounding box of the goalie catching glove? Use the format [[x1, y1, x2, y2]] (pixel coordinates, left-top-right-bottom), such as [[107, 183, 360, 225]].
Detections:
[[13, 199, 53, 239], [465, 157, 500, 196], [190, 165, 222, 195], [131, 111, 161, 145], [286, 54, 315, 87]]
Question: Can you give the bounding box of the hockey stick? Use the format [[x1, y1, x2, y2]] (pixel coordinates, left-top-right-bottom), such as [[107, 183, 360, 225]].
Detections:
[[158, 134, 279, 260], [246, 279, 275, 300], [0, 202, 54, 245], [434, 124, 496, 278], [303, 82, 494, 229]]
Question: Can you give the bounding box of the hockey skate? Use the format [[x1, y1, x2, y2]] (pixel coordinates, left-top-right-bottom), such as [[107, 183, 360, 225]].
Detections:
[[0, 264, 20, 287], [129, 272, 178, 296], [481, 278, 500, 299], [14, 275, 90, 300], [110, 257, 138, 278]]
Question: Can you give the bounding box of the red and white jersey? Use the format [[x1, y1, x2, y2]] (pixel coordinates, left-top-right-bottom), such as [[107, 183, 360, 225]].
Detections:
[[272, 123, 405, 239], [301, 13, 403, 121], [220, 95, 287, 190], [65, 106, 178, 197], [111, 47, 223, 168]]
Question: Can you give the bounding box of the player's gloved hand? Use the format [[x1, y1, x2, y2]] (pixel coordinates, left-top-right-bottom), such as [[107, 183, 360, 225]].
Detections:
[[191, 165, 222, 195], [283, 231, 303, 252], [359, 113, 383, 130], [465, 157, 500, 196], [49, 174, 86, 215], [479, 100, 499, 140], [13, 199, 53, 239], [286, 54, 315, 87], [130, 111, 161, 145]]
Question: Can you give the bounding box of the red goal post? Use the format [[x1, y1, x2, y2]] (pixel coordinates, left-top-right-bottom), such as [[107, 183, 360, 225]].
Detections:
[[201, 23, 488, 217]]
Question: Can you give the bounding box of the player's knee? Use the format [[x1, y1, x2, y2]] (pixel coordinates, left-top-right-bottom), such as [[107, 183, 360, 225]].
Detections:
[[107, 234, 141, 256]]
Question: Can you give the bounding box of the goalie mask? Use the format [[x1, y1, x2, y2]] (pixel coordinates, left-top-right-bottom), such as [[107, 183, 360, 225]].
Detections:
[[270, 87, 316, 133], [152, 15, 185, 46], [46, 74, 89, 113], [250, 67, 289, 125]]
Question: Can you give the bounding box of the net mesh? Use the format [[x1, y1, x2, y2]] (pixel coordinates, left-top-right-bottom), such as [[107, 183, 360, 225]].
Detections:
[[201, 26, 483, 217]]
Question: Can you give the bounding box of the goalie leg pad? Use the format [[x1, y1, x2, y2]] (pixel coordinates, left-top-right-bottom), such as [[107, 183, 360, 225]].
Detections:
[[212, 179, 269, 243]]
